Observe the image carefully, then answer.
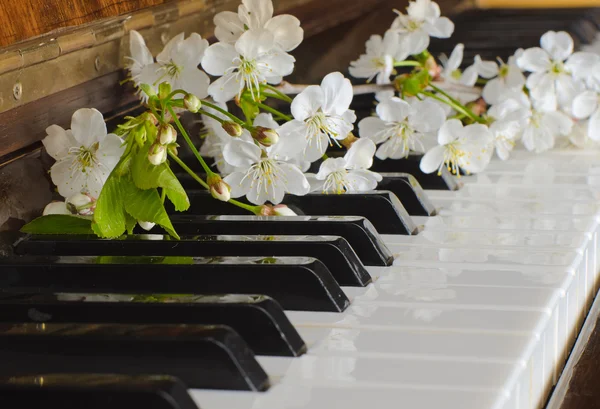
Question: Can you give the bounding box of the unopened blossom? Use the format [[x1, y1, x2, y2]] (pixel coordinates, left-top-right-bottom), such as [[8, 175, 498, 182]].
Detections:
[[390, 0, 454, 55], [517, 31, 584, 111], [349, 30, 410, 84], [43, 201, 71, 216], [128, 31, 210, 99], [572, 90, 600, 141], [275, 72, 356, 162], [66, 192, 96, 216], [482, 52, 526, 105], [257, 204, 298, 216], [358, 97, 445, 159], [222, 139, 310, 205], [420, 119, 493, 175], [202, 29, 295, 103], [42, 108, 125, 198], [214, 0, 303, 51], [138, 221, 156, 231], [307, 138, 382, 193]]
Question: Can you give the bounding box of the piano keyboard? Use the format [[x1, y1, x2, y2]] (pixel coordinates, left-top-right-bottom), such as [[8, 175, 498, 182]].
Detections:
[[2, 6, 600, 409]]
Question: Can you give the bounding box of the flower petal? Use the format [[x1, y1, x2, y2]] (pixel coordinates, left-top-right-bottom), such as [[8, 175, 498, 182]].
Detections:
[[405, 30, 430, 55], [346, 169, 382, 192], [259, 47, 295, 77], [270, 120, 308, 158], [321, 72, 353, 116], [265, 14, 304, 51], [588, 109, 600, 141], [316, 157, 346, 179], [223, 139, 262, 168], [223, 171, 253, 198], [344, 138, 376, 169], [235, 29, 274, 59], [573, 91, 599, 119], [419, 145, 445, 174], [172, 33, 209, 68], [517, 47, 552, 72], [71, 108, 107, 146], [445, 43, 463, 72], [438, 119, 462, 145], [474, 55, 499, 79], [303, 131, 330, 162], [424, 16, 454, 38], [291, 85, 324, 121], [410, 99, 446, 132], [202, 43, 239, 76], [565, 51, 600, 80], [128, 30, 154, 76], [240, 0, 274, 27], [214, 11, 245, 44], [208, 73, 242, 103], [540, 30, 573, 62], [156, 33, 185, 64], [176, 68, 210, 100], [376, 97, 411, 122], [50, 157, 86, 198], [43, 126, 77, 160], [358, 117, 389, 144], [279, 163, 310, 196]]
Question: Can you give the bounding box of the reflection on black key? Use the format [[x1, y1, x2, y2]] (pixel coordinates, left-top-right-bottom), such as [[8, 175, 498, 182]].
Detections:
[[369, 155, 460, 190], [178, 191, 417, 235], [164, 215, 393, 267], [0, 256, 349, 312], [0, 292, 306, 357], [0, 323, 268, 391], [377, 173, 436, 216], [14, 234, 371, 287], [0, 374, 199, 409]]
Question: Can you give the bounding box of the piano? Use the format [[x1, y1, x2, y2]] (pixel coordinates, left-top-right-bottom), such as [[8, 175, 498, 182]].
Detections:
[[0, 0, 599, 409]]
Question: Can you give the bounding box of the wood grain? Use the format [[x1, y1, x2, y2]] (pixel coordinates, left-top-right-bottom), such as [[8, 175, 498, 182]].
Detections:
[[0, 0, 173, 47]]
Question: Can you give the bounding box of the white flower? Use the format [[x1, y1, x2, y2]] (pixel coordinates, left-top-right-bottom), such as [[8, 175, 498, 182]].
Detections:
[[572, 90, 600, 141], [567, 53, 600, 91], [390, 0, 454, 55], [349, 30, 409, 84], [436, 44, 480, 103], [358, 97, 445, 159], [138, 221, 156, 231], [42, 108, 125, 198], [420, 119, 493, 175], [222, 139, 310, 205], [307, 139, 382, 193], [275, 72, 356, 162], [519, 100, 573, 153], [202, 29, 295, 103], [482, 52, 526, 105], [486, 98, 528, 160], [199, 103, 245, 175], [516, 31, 581, 111], [43, 201, 71, 216], [128, 31, 210, 99], [569, 120, 600, 149], [214, 0, 303, 52]]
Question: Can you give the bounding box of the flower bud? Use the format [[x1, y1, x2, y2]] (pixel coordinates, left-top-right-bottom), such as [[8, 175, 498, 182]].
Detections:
[[207, 174, 231, 202], [167, 143, 179, 156], [467, 98, 488, 117], [158, 82, 172, 100], [148, 143, 167, 165], [184, 93, 202, 113], [138, 221, 156, 231], [43, 201, 71, 216], [158, 124, 177, 145], [273, 205, 297, 216], [66, 192, 96, 216], [424, 54, 441, 79], [222, 122, 243, 137], [252, 126, 279, 147]]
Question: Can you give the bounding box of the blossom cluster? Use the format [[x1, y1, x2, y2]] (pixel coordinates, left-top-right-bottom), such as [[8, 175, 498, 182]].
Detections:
[[349, 0, 600, 175]]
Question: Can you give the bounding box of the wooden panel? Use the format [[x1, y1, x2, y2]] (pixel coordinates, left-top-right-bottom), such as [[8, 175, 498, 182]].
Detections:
[[0, 0, 174, 47]]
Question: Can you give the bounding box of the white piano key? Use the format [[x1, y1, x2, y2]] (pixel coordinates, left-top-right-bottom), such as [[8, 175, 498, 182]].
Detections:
[[462, 173, 600, 186], [425, 184, 600, 201]]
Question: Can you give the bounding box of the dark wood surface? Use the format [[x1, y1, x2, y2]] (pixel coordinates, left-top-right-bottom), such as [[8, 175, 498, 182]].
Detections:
[[0, 0, 173, 47]]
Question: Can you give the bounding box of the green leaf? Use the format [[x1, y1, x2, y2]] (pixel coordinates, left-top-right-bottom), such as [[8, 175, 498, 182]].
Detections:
[[92, 173, 127, 238], [131, 144, 190, 212], [122, 181, 180, 240], [21, 215, 94, 235]]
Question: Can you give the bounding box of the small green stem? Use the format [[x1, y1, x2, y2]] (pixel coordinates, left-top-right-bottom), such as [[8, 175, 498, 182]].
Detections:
[[168, 152, 209, 189], [198, 109, 226, 124], [261, 84, 293, 103], [394, 60, 422, 67], [428, 84, 485, 124], [422, 90, 485, 124], [322, 153, 329, 160], [228, 199, 261, 214], [167, 89, 188, 99], [160, 188, 166, 204], [253, 101, 293, 121], [167, 105, 216, 176], [201, 101, 246, 125]]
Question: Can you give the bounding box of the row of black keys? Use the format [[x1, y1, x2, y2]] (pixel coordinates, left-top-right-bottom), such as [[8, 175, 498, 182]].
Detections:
[[0, 170, 447, 408]]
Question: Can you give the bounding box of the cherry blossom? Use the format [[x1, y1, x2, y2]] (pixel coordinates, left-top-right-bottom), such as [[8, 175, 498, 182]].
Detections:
[[420, 119, 493, 175], [390, 0, 454, 55], [482, 52, 526, 105], [486, 98, 528, 160], [42, 108, 125, 198], [349, 30, 410, 84], [202, 29, 295, 103], [572, 90, 600, 141], [276, 72, 356, 162], [307, 139, 382, 193], [214, 0, 303, 51], [358, 97, 445, 159]]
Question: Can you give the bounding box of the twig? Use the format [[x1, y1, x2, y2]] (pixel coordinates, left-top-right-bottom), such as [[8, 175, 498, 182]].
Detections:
[[275, 81, 481, 96]]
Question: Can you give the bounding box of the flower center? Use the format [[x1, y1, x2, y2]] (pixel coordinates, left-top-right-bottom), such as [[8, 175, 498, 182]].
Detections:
[[164, 60, 183, 78], [306, 111, 346, 150], [230, 56, 264, 101], [550, 61, 565, 75], [450, 69, 462, 80], [69, 142, 100, 174], [244, 159, 285, 195], [442, 141, 470, 176], [323, 170, 350, 194], [530, 110, 543, 128], [499, 64, 509, 78], [406, 19, 422, 32]]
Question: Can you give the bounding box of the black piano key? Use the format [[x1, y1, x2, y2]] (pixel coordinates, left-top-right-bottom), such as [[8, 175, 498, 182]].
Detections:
[[14, 234, 370, 287], [0, 292, 306, 357], [377, 174, 436, 217], [0, 323, 269, 392], [163, 215, 393, 267], [0, 255, 349, 312], [0, 374, 199, 409], [179, 190, 418, 235], [369, 156, 460, 191]]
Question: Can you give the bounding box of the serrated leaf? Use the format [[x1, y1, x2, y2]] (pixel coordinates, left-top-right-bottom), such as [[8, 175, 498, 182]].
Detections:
[[92, 174, 127, 238], [122, 181, 180, 239], [131, 144, 189, 212], [21, 215, 94, 235]]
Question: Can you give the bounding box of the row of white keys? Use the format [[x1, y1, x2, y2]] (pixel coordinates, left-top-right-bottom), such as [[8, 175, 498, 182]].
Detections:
[[192, 150, 600, 409]]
